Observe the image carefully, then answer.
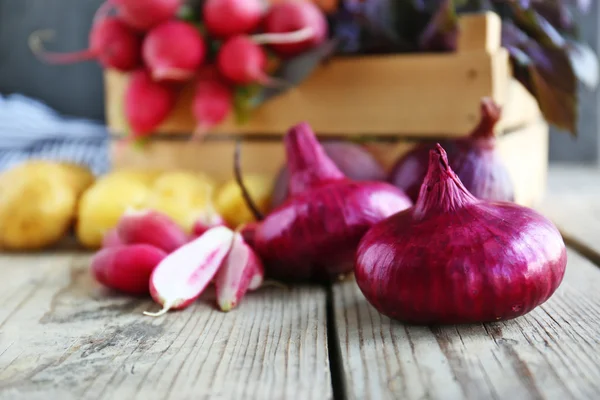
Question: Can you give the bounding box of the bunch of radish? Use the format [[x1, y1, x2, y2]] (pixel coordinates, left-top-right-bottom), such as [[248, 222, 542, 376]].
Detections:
[[92, 209, 263, 313], [31, 0, 329, 141]]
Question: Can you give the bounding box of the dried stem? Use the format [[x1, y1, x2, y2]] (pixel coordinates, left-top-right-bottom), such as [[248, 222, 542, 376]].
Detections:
[[234, 139, 264, 221]]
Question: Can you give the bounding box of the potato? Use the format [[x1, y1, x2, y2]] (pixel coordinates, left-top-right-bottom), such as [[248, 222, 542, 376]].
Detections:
[[0, 160, 95, 197], [76, 177, 151, 249], [215, 175, 272, 228], [76, 168, 218, 248], [58, 162, 96, 195], [101, 168, 163, 185], [144, 171, 216, 232], [0, 164, 77, 250]]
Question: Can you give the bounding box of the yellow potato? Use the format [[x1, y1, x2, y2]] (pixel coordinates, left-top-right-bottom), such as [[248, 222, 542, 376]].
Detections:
[[215, 175, 273, 228], [102, 168, 163, 185], [0, 160, 94, 197], [76, 177, 151, 249], [144, 171, 216, 232], [58, 162, 96, 195], [0, 168, 77, 251]]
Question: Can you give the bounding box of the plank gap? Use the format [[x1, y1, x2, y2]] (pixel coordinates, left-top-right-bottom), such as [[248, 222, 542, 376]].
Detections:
[[327, 285, 348, 400], [562, 232, 600, 269]]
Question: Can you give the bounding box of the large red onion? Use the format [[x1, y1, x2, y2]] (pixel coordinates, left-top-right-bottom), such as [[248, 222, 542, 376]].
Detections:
[[271, 141, 387, 208], [251, 122, 412, 282], [355, 144, 567, 325], [388, 97, 514, 203]]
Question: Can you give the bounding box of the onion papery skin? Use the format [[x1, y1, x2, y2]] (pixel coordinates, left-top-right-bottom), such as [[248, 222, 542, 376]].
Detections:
[[255, 180, 412, 282], [356, 145, 567, 325]]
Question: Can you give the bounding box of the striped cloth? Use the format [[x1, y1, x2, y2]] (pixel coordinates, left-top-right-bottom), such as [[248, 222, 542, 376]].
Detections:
[[0, 94, 110, 175]]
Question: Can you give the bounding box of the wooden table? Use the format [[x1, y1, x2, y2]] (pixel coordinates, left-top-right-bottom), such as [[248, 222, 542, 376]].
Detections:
[[1, 166, 599, 400]]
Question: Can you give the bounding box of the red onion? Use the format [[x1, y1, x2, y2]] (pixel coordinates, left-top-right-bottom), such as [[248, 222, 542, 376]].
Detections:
[[240, 122, 413, 282], [388, 97, 514, 203], [356, 144, 567, 325], [271, 141, 387, 208]]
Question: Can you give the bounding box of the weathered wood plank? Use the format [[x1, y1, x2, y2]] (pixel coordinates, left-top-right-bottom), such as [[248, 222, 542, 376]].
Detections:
[[537, 165, 600, 262], [332, 249, 600, 400], [0, 253, 332, 400]]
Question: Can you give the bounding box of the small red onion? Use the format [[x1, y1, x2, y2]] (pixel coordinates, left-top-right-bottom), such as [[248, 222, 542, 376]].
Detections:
[[356, 144, 567, 325], [248, 122, 412, 282], [271, 141, 387, 208], [389, 97, 514, 203]]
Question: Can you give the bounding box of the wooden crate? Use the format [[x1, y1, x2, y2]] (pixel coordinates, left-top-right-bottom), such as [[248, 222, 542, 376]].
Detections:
[[106, 12, 548, 207]]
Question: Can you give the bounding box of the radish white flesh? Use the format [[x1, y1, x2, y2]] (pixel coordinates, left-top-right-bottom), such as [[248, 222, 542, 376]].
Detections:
[[214, 232, 264, 312], [144, 226, 235, 316], [248, 270, 264, 291]]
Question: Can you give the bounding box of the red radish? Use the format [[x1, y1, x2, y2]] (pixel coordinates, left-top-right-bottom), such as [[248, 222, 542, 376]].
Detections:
[[142, 21, 206, 82], [238, 122, 413, 282], [124, 69, 177, 137], [214, 232, 264, 311], [192, 212, 227, 238], [217, 36, 275, 86], [260, 1, 328, 57], [116, 209, 188, 253], [30, 17, 141, 71], [144, 226, 235, 316], [102, 229, 123, 248], [191, 78, 234, 141], [356, 144, 566, 324], [91, 244, 167, 295], [203, 0, 264, 39], [112, 0, 180, 31]]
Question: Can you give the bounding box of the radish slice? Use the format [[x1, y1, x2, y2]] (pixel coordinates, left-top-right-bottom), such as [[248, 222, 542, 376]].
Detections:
[[214, 232, 264, 312], [247, 267, 264, 291], [144, 226, 235, 316]]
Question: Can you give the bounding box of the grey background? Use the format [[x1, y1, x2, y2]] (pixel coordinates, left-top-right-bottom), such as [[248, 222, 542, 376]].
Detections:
[[0, 0, 598, 163]]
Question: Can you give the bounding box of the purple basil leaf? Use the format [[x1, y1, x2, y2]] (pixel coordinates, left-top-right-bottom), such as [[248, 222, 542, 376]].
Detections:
[[508, 3, 566, 47], [525, 42, 578, 134], [528, 50, 578, 135], [501, 20, 530, 48], [531, 1, 576, 34], [565, 39, 600, 88], [334, 9, 363, 53], [501, 21, 579, 134], [335, 0, 412, 54], [565, 0, 592, 12], [418, 0, 459, 51], [253, 39, 339, 104]]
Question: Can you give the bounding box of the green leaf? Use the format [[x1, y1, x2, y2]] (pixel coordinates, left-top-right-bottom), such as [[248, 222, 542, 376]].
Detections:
[[233, 85, 262, 125]]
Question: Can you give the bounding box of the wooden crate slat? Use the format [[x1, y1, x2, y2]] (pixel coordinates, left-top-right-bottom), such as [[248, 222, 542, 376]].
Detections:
[[110, 119, 548, 207], [457, 12, 501, 54], [105, 49, 512, 137], [331, 248, 600, 400], [0, 254, 331, 400]]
